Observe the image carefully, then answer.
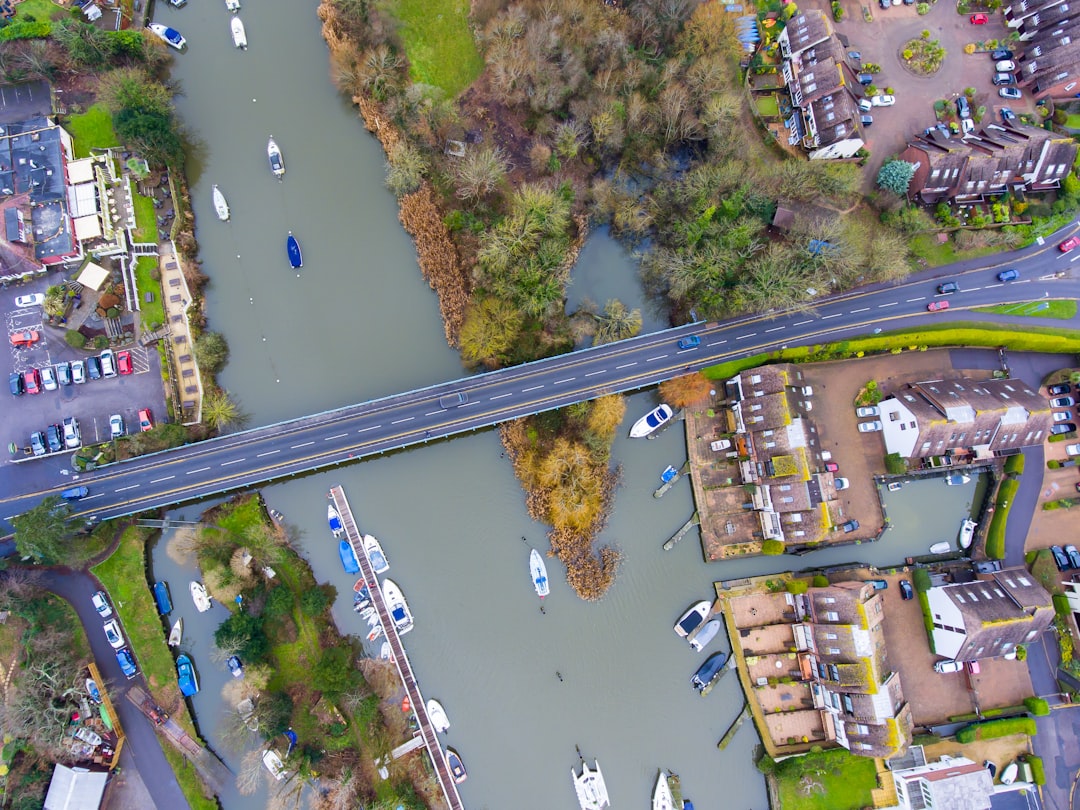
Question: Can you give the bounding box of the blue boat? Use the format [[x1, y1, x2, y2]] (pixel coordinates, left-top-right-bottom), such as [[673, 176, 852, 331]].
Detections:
[[339, 539, 360, 574], [176, 653, 199, 697], [287, 232, 302, 269], [153, 581, 172, 615], [660, 465, 678, 483]]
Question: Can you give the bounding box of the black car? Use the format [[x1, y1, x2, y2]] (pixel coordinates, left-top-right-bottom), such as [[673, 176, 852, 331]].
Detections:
[[900, 580, 914, 600], [842, 519, 860, 533], [1049, 383, 1073, 396], [956, 96, 971, 118], [985, 760, 998, 778], [860, 114, 873, 127], [858, 72, 874, 85], [1051, 545, 1071, 570], [45, 424, 62, 453], [938, 281, 959, 294], [991, 48, 1014, 60], [1052, 423, 1077, 435], [9, 372, 24, 396], [86, 356, 102, 380]]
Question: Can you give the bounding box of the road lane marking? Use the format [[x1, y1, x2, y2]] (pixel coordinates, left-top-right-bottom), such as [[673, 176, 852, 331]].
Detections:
[[735, 333, 756, 340], [522, 385, 544, 392], [794, 320, 812, 326], [290, 441, 314, 449], [358, 425, 380, 432], [390, 417, 414, 425], [257, 450, 280, 457], [221, 459, 244, 466], [877, 302, 897, 308], [489, 393, 512, 400], [967, 286, 982, 291], [325, 433, 348, 440], [115, 484, 139, 492], [82, 494, 104, 500], [821, 313, 840, 319], [906, 297, 925, 302], [585, 370, 605, 377], [850, 307, 869, 313], [150, 476, 174, 483], [616, 363, 636, 369], [185, 467, 211, 475], [707, 340, 727, 346], [646, 355, 667, 361], [425, 410, 445, 415], [765, 326, 785, 333], [553, 378, 574, 385]]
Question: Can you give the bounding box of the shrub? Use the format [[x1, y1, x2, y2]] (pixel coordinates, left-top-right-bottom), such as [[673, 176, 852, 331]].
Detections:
[[1023, 754, 1046, 785], [1004, 454, 1025, 475], [0, 20, 51, 40], [885, 453, 907, 475], [1054, 109, 1069, 125], [1048, 459, 1062, 469], [912, 568, 932, 592], [787, 579, 809, 595], [300, 584, 333, 617], [1024, 696, 1050, 716], [831, 1, 844, 20], [65, 330, 86, 348], [93, 335, 109, 349], [812, 574, 829, 588], [1016, 645, 1027, 661], [262, 585, 294, 618], [762, 539, 785, 555], [955, 716, 1037, 743], [1053, 593, 1072, 617], [917, 3, 929, 13]]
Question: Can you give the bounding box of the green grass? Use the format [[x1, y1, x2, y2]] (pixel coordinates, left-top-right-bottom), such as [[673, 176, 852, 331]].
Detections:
[[975, 299, 1077, 319], [384, 0, 484, 96], [774, 748, 878, 810], [134, 256, 165, 329], [1066, 114, 1080, 129], [14, 0, 65, 21], [131, 192, 157, 243], [161, 745, 218, 810], [63, 105, 120, 159], [909, 233, 999, 267], [757, 96, 780, 117]]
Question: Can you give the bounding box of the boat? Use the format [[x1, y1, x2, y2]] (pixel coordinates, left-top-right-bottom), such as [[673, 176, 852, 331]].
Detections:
[[446, 747, 467, 784], [227, 655, 244, 679], [212, 185, 229, 221], [379, 641, 392, 660], [929, 541, 952, 555], [237, 697, 258, 731], [176, 653, 199, 697], [267, 137, 285, 178], [660, 464, 678, 483], [382, 578, 414, 635], [427, 699, 450, 733], [189, 581, 212, 613], [353, 579, 370, 601], [366, 624, 383, 642], [286, 232, 303, 269], [85, 678, 101, 703], [945, 472, 972, 486], [691, 651, 729, 693], [571, 759, 609, 810], [530, 548, 549, 598], [148, 23, 186, 50], [959, 518, 977, 549], [887, 482, 902, 492], [168, 618, 183, 647], [153, 581, 172, 614], [653, 770, 675, 810], [357, 605, 375, 620], [268, 508, 285, 523], [327, 503, 345, 538], [629, 403, 674, 438], [262, 749, 287, 781], [363, 534, 389, 574], [688, 619, 721, 652], [339, 539, 360, 574], [674, 600, 712, 639], [230, 16, 247, 49], [225, 0, 240, 10], [366, 611, 381, 628]]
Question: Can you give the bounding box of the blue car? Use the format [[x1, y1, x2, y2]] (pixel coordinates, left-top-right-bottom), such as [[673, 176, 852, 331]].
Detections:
[[677, 335, 701, 350], [997, 268, 1020, 282], [116, 648, 138, 679]]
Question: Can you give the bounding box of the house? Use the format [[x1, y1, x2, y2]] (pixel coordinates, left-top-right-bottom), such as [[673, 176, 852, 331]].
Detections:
[[42, 763, 109, 810], [876, 377, 1052, 463], [888, 750, 996, 810], [1004, 0, 1080, 98], [928, 567, 1054, 661]]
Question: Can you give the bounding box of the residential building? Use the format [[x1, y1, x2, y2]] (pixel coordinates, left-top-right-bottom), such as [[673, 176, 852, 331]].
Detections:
[[1005, 0, 1080, 98], [43, 763, 108, 810], [928, 566, 1054, 661], [888, 750, 996, 810]]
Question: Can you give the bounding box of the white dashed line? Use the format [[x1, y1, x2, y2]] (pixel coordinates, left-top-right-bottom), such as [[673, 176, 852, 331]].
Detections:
[[616, 363, 636, 369], [358, 425, 380, 432], [646, 355, 667, 362], [522, 385, 544, 392], [906, 297, 926, 302], [553, 378, 574, 385], [794, 320, 813, 326], [425, 410, 445, 416], [291, 442, 314, 449], [735, 333, 756, 340], [150, 476, 174, 484], [186, 467, 211, 475], [850, 307, 869, 313], [877, 302, 897, 308], [707, 340, 727, 346], [115, 484, 139, 492], [821, 313, 840, 319], [967, 286, 982, 292], [490, 393, 512, 400], [221, 459, 243, 466], [257, 450, 280, 457], [391, 417, 414, 425], [585, 370, 605, 377], [765, 326, 785, 333], [326, 433, 348, 440]]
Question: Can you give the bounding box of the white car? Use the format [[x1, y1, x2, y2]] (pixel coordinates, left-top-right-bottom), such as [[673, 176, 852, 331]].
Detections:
[[961, 117, 975, 135], [40, 366, 58, 391], [14, 293, 45, 308], [103, 619, 124, 649], [109, 414, 125, 439], [995, 59, 1016, 72], [63, 416, 81, 449], [858, 420, 883, 433], [1067, 443, 1080, 456], [856, 406, 879, 418], [871, 94, 895, 106], [835, 477, 850, 491], [91, 591, 112, 619], [71, 360, 87, 385], [934, 659, 964, 673], [1054, 411, 1073, 422]]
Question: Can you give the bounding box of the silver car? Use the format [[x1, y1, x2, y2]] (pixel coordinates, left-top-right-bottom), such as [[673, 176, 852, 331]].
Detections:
[[55, 362, 72, 386], [71, 360, 87, 385], [858, 421, 883, 433], [40, 366, 57, 391]]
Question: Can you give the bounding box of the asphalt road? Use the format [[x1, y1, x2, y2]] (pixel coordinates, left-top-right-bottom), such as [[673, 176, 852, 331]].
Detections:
[[2, 221, 1080, 533]]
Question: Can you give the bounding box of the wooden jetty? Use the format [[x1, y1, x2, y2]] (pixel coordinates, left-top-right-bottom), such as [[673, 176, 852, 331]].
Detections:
[[329, 486, 464, 810], [663, 512, 699, 551], [717, 702, 750, 750], [654, 461, 690, 499]]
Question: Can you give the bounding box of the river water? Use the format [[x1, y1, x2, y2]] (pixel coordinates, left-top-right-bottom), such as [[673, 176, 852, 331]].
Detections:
[[151, 3, 988, 808]]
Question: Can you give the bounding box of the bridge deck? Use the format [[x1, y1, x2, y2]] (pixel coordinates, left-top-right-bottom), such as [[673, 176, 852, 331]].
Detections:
[[329, 486, 464, 809]]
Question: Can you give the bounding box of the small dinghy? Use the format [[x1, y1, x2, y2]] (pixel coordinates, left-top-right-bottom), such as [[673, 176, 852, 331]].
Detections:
[[379, 641, 392, 660], [212, 185, 229, 221], [189, 581, 212, 613], [366, 624, 384, 642], [86, 678, 102, 703], [230, 16, 247, 49], [446, 747, 467, 784], [168, 617, 183, 647], [688, 619, 721, 652], [227, 655, 244, 679], [427, 698, 450, 733]]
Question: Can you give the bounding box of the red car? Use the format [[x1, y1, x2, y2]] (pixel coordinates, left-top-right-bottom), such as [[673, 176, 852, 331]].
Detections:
[[117, 350, 133, 375], [928, 300, 950, 311], [825, 462, 839, 472], [23, 368, 41, 394], [1059, 235, 1080, 252], [970, 12, 989, 23], [138, 408, 154, 432], [9, 330, 40, 347]]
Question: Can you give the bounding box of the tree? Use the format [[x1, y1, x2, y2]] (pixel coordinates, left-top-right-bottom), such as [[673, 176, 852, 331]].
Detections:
[[12, 496, 75, 565], [203, 388, 248, 432], [195, 331, 229, 372], [215, 612, 269, 663], [459, 296, 523, 364], [593, 299, 642, 345], [658, 373, 713, 409], [452, 145, 510, 201], [312, 646, 357, 695], [383, 141, 427, 198], [96, 66, 173, 117], [114, 107, 184, 168], [877, 160, 917, 196]]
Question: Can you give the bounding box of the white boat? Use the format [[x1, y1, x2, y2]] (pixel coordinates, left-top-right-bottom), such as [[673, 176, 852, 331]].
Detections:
[[267, 137, 285, 178], [148, 23, 186, 50], [688, 618, 721, 652], [530, 547, 549, 598], [212, 185, 229, 221], [378, 641, 392, 660], [357, 605, 375, 620], [572, 759, 610, 810], [382, 578, 414, 635], [426, 698, 450, 733], [189, 581, 212, 613], [262, 749, 287, 781], [366, 624, 383, 642], [959, 518, 977, 549], [230, 16, 247, 49], [929, 541, 952, 555], [366, 611, 381, 628], [363, 534, 389, 574], [653, 770, 675, 810], [674, 599, 712, 638], [945, 472, 972, 486], [327, 503, 345, 537], [225, 0, 240, 10], [630, 403, 674, 438], [168, 617, 183, 647]]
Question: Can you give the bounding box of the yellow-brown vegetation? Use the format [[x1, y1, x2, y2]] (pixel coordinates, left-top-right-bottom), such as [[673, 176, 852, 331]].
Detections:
[[659, 373, 714, 409]]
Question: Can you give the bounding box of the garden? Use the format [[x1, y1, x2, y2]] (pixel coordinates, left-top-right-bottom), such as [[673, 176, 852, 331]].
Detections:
[[901, 31, 946, 75]]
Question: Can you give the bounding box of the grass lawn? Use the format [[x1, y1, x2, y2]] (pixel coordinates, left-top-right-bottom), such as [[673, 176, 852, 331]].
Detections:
[[774, 748, 878, 810], [385, 0, 484, 97], [757, 96, 780, 117], [975, 299, 1077, 319], [131, 192, 157, 243], [134, 256, 165, 328], [1066, 114, 1080, 129], [909, 233, 1000, 267], [161, 745, 218, 810], [63, 105, 120, 159], [14, 0, 66, 21]]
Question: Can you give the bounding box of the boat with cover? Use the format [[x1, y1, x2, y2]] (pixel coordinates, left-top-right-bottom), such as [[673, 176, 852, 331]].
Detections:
[[176, 653, 199, 697], [688, 619, 721, 652], [168, 618, 183, 647], [267, 137, 285, 178], [959, 518, 977, 549], [287, 232, 302, 269], [353, 579, 370, 601], [446, 747, 467, 784], [357, 605, 375, 620], [212, 185, 229, 221], [86, 678, 102, 703], [230, 16, 247, 49], [148, 23, 186, 50], [427, 699, 450, 733], [227, 655, 244, 679], [887, 482, 903, 492], [530, 548, 549, 598], [382, 578, 414, 635], [572, 759, 610, 810], [674, 600, 712, 638], [929, 541, 952, 555], [189, 581, 212, 613], [653, 770, 675, 810], [630, 403, 674, 438], [690, 651, 728, 693], [363, 534, 389, 574], [153, 580, 172, 614], [339, 539, 360, 574], [328, 503, 345, 537], [225, 0, 240, 9], [263, 749, 287, 781], [945, 472, 972, 486]]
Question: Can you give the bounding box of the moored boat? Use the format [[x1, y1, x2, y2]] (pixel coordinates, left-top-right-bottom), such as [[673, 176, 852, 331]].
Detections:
[[366, 623, 383, 642], [353, 579, 370, 601], [690, 651, 728, 693], [286, 232, 302, 269], [148, 23, 186, 50], [688, 619, 721, 652], [262, 749, 287, 781], [357, 605, 375, 620], [227, 655, 244, 679], [887, 481, 903, 492], [629, 403, 674, 438], [189, 581, 212, 613], [339, 539, 360, 574], [382, 578, 414, 635], [230, 16, 247, 49], [86, 678, 101, 703], [572, 759, 610, 810], [945, 472, 972, 486], [660, 464, 678, 483], [427, 699, 450, 733], [379, 641, 392, 660], [225, 0, 240, 10], [446, 747, 467, 784], [267, 137, 285, 178], [363, 534, 389, 574], [212, 185, 229, 221], [674, 600, 712, 639], [153, 580, 172, 614], [237, 697, 258, 731], [168, 617, 183, 647], [328, 503, 345, 537], [176, 653, 199, 697], [530, 547, 549, 598], [959, 518, 977, 549], [653, 770, 675, 810], [929, 541, 952, 555]]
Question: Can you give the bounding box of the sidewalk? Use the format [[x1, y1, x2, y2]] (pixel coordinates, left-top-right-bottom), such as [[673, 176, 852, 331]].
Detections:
[[157, 243, 203, 424]]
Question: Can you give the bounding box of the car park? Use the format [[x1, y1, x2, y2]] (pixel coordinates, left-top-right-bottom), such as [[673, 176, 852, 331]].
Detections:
[[842, 519, 860, 533], [55, 362, 71, 386], [992, 72, 1016, 86], [970, 12, 989, 22], [9, 330, 40, 347], [1051, 545, 1071, 570], [1051, 396, 1075, 408], [103, 620, 125, 649], [956, 96, 971, 118], [99, 349, 117, 378], [999, 87, 1022, 99], [86, 356, 102, 380], [997, 268, 1019, 282], [871, 94, 895, 106], [117, 350, 133, 375], [1068, 443, 1080, 456], [109, 414, 124, 439], [937, 281, 959, 294], [1049, 383, 1073, 396], [71, 360, 86, 384], [45, 424, 62, 453], [995, 59, 1017, 72], [23, 369, 41, 395], [138, 408, 154, 432], [934, 659, 964, 673], [8, 372, 23, 396], [856, 406, 879, 417], [14, 293, 45, 308], [1052, 424, 1076, 435], [30, 431, 46, 457], [40, 366, 57, 391], [1067, 545, 1080, 569], [900, 580, 914, 600], [115, 648, 137, 679], [676, 335, 701, 350], [858, 420, 883, 432], [63, 416, 81, 449], [91, 591, 112, 619], [927, 300, 950, 311], [835, 477, 850, 491]]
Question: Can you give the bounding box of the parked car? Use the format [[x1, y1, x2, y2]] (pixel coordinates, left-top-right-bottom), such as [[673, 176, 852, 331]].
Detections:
[[968, 660, 981, 674], [23, 369, 41, 395], [99, 349, 117, 378], [30, 431, 46, 457], [991, 48, 1014, 60], [857, 72, 874, 85], [866, 579, 887, 590], [677, 335, 701, 350], [858, 420, 883, 432], [960, 117, 975, 135], [86, 355, 102, 380], [1000, 762, 1018, 785], [55, 361, 71, 386], [871, 94, 895, 106], [8, 372, 23, 397], [40, 366, 57, 392], [858, 98, 873, 113], [937, 281, 959, 294], [1067, 545, 1080, 569], [109, 414, 125, 439], [138, 408, 154, 432], [956, 96, 971, 118], [14, 293, 45, 308], [970, 12, 989, 23], [995, 59, 1017, 72], [999, 87, 1022, 99], [115, 648, 137, 679], [103, 620, 125, 649], [835, 477, 850, 491], [1000, 107, 1016, 121], [984, 760, 998, 778], [63, 416, 81, 449], [842, 519, 860, 533], [1051, 545, 1071, 570], [928, 300, 950, 311], [1053, 411, 1073, 422], [934, 659, 964, 673], [71, 360, 87, 385], [992, 72, 1016, 86], [9, 330, 40, 347], [825, 462, 839, 472], [860, 114, 873, 127], [900, 580, 914, 600], [117, 350, 133, 375], [997, 268, 1020, 282], [91, 591, 113, 619], [45, 424, 62, 453], [856, 406, 879, 417], [1049, 383, 1073, 396], [1052, 423, 1077, 435], [1051, 396, 1075, 408], [1068, 443, 1080, 456]]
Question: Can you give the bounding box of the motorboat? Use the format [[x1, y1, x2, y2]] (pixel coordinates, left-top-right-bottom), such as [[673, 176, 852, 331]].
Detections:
[[363, 534, 389, 574], [287, 232, 303, 269], [148, 23, 186, 50], [674, 600, 712, 638], [691, 651, 728, 693], [571, 759, 609, 810], [86, 678, 102, 703], [225, 0, 240, 10], [427, 699, 449, 733], [328, 503, 345, 537], [168, 618, 183, 647], [366, 611, 381, 627], [688, 619, 721, 652], [263, 749, 287, 781], [189, 581, 212, 613], [382, 578, 414, 635], [353, 599, 371, 614], [653, 770, 675, 810], [660, 465, 678, 483], [366, 624, 383, 642], [446, 747, 467, 784], [378, 641, 392, 660], [237, 697, 258, 731], [176, 653, 199, 697], [339, 539, 360, 574], [267, 137, 285, 178], [629, 403, 673, 438], [959, 518, 977, 549], [945, 472, 972, 486], [353, 579, 370, 601], [153, 580, 172, 614], [887, 482, 903, 492], [230, 16, 247, 49], [357, 604, 375, 620], [212, 185, 229, 221], [929, 541, 952, 555], [530, 547, 549, 598]]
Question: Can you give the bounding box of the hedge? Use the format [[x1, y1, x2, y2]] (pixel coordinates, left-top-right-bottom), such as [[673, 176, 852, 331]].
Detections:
[[1004, 454, 1025, 475], [985, 478, 1018, 560], [1024, 696, 1050, 716], [1053, 593, 1072, 617], [786, 579, 809, 594], [955, 716, 1037, 743], [0, 20, 51, 40], [1023, 754, 1046, 785], [912, 568, 932, 592], [762, 539, 785, 555]]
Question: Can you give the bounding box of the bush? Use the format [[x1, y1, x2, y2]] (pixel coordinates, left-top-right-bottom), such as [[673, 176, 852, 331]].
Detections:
[[1024, 696, 1050, 716], [955, 716, 1037, 743], [787, 579, 809, 595], [300, 584, 333, 617], [1023, 754, 1046, 785], [831, 1, 844, 20], [917, 3, 929, 13], [1053, 593, 1072, 617], [912, 568, 932, 592], [65, 330, 86, 348], [812, 574, 829, 588], [885, 453, 907, 475], [0, 20, 51, 40], [1048, 459, 1062, 469], [762, 539, 785, 555], [194, 331, 229, 373], [262, 585, 293, 618], [93, 335, 109, 349], [1016, 645, 1027, 661], [1004, 454, 1025, 475]]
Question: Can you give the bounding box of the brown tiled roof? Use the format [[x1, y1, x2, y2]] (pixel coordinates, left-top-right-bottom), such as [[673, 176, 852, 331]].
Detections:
[[809, 91, 859, 146], [799, 58, 844, 103], [784, 11, 832, 55]]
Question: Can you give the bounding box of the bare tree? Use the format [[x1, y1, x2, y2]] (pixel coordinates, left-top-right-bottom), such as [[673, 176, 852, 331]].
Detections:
[[452, 145, 510, 201]]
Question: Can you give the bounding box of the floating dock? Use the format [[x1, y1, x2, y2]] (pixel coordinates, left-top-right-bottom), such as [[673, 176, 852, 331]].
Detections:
[[663, 513, 700, 551], [654, 461, 690, 498]]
